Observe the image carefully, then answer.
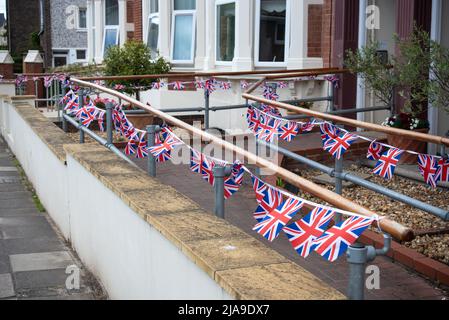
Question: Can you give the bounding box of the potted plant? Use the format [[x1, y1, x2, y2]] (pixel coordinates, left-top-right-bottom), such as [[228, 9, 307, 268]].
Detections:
[[345, 28, 436, 163], [103, 40, 171, 129]]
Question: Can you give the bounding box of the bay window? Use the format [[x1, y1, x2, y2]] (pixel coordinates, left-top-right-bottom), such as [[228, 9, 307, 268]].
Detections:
[[255, 0, 289, 66], [216, 0, 235, 63], [103, 0, 119, 57], [171, 0, 196, 64], [147, 0, 160, 59]]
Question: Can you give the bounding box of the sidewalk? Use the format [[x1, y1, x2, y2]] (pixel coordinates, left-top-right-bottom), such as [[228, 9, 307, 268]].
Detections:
[[0, 138, 101, 300], [132, 157, 449, 300]]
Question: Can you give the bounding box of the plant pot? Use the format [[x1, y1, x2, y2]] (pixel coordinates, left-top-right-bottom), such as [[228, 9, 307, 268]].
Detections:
[[126, 114, 155, 130], [387, 128, 429, 164]]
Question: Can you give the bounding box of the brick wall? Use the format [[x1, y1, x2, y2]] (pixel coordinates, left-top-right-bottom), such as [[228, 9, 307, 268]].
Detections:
[[127, 0, 142, 41], [322, 0, 333, 67], [307, 5, 323, 58]]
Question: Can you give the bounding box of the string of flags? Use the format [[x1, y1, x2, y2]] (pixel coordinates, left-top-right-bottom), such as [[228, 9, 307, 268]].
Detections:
[[61, 88, 380, 263], [246, 104, 449, 188]]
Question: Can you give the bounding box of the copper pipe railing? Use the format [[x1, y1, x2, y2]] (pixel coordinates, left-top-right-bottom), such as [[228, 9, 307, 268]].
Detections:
[[243, 93, 449, 147], [76, 67, 341, 82], [70, 77, 413, 242]]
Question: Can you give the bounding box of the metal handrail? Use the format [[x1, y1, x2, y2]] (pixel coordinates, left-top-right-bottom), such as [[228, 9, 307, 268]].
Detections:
[[70, 76, 413, 242]]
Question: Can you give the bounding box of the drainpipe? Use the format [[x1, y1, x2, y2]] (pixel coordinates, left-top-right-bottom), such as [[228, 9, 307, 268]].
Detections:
[[356, 0, 367, 127]]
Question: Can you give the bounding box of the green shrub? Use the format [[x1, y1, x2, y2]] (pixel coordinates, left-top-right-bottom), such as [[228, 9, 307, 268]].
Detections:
[[103, 40, 171, 95]]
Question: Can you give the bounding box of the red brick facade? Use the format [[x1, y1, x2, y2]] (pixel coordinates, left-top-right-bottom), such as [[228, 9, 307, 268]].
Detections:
[[127, 0, 143, 41], [307, 5, 323, 58], [321, 0, 333, 67]]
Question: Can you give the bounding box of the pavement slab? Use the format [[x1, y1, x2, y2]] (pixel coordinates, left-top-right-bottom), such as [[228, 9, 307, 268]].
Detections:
[[0, 274, 15, 299], [10, 251, 73, 273]]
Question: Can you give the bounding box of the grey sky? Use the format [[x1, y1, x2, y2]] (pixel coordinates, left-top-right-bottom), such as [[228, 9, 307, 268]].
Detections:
[[0, 0, 5, 15]]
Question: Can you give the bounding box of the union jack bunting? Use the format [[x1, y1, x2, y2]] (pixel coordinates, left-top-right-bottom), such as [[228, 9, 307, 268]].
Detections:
[[240, 80, 249, 90], [195, 80, 205, 89], [61, 90, 74, 104], [246, 107, 256, 130], [312, 216, 374, 262], [320, 122, 340, 145], [252, 178, 283, 222], [152, 82, 164, 90], [231, 161, 244, 185], [125, 138, 138, 156], [224, 168, 244, 199], [252, 176, 269, 202], [250, 108, 262, 136], [299, 121, 315, 134], [204, 79, 216, 93], [418, 154, 439, 188], [373, 148, 404, 180], [97, 110, 106, 132], [283, 207, 335, 258], [253, 197, 303, 242], [436, 157, 449, 183], [65, 95, 79, 113], [152, 129, 172, 162], [277, 81, 288, 89], [172, 81, 185, 90], [278, 121, 299, 142], [263, 86, 279, 101], [324, 75, 340, 89], [261, 105, 282, 117], [190, 150, 216, 185], [323, 132, 359, 159], [257, 115, 281, 142], [43, 76, 53, 88], [149, 134, 183, 159], [76, 107, 98, 127], [367, 141, 384, 161], [220, 81, 231, 90], [136, 133, 149, 159]]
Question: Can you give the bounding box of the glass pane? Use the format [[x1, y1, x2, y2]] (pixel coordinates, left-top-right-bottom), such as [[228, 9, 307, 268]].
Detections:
[[147, 16, 159, 58], [173, 14, 193, 61], [174, 0, 196, 11], [150, 0, 159, 13], [259, 0, 286, 62], [54, 56, 67, 67], [104, 28, 118, 56], [79, 8, 87, 28], [105, 0, 119, 25], [76, 50, 86, 60], [217, 2, 235, 62]]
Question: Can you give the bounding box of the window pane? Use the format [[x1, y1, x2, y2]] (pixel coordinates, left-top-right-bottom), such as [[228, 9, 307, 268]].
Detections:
[[174, 0, 196, 11], [147, 16, 159, 58], [105, 0, 119, 25], [104, 28, 118, 56], [54, 56, 67, 67], [217, 2, 235, 62], [76, 50, 86, 60], [150, 0, 159, 13], [259, 0, 286, 62], [173, 14, 193, 61], [79, 8, 87, 28]]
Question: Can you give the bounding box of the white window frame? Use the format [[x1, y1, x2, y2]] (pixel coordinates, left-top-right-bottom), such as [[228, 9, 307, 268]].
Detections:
[[75, 49, 88, 62], [146, 0, 160, 58], [215, 0, 236, 66], [102, 0, 120, 58], [53, 53, 69, 68], [77, 7, 87, 30], [254, 0, 290, 67], [170, 4, 196, 65], [102, 26, 120, 57]]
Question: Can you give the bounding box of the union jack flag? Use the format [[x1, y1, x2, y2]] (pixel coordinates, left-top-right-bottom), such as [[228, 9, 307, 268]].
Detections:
[[149, 134, 183, 159], [151, 129, 172, 162], [324, 75, 340, 89], [252, 176, 269, 202], [205, 79, 216, 93], [65, 95, 79, 113], [172, 81, 185, 90], [418, 154, 439, 188], [61, 90, 74, 104], [436, 157, 449, 183], [231, 161, 244, 185], [256, 113, 280, 142], [278, 121, 299, 142], [299, 121, 315, 134], [253, 197, 303, 242], [373, 148, 404, 180], [76, 107, 98, 127], [252, 180, 283, 222], [220, 81, 231, 90], [261, 105, 282, 117], [224, 176, 241, 199], [195, 80, 205, 89], [97, 110, 106, 132], [152, 82, 164, 90], [263, 86, 279, 101], [136, 133, 149, 159], [240, 80, 249, 90], [367, 141, 384, 161], [247, 107, 256, 131], [43, 76, 52, 88], [283, 207, 335, 258], [312, 216, 374, 262], [320, 122, 340, 145], [125, 138, 138, 156], [277, 81, 288, 89], [323, 132, 359, 159], [190, 150, 216, 185], [249, 108, 262, 136]]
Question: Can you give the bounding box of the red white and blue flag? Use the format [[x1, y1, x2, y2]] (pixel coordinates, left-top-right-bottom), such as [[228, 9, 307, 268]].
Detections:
[[152, 82, 164, 90], [436, 158, 449, 183], [190, 151, 216, 186], [220, 81, 231, 90], [65, 95, 79, 113], [367, 141, 384, 161], [418, 154, 439, 188], [373, 148, 404, 180], [240, 80, 249, 90], [278, 121, 299, 142], [323, 132, 359, 159], [299, 121, 315, 134], [253, 197, 304, 242], [149, 134, 183, 159], [125, 138, 138, 156], [251, 176, 282, 222], [76, 106, 98, 127], [312, 216, 374, 262], [136, 133, 149, 159], [284, 207, 335, 258], [172, 81, 185, 90], [152, 130, 172, 162], [277, 81, 288, 89], [204, 79, 216, 93], [320, 122, 340, 145], [263, 86, 279, 101]]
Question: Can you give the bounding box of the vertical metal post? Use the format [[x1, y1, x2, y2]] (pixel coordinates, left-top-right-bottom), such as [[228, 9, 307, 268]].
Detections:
[[34, 80, 38, 103], [204, 89, 210, 130], [62, 109, 68, 133], [440, 144, 446, 157], [146, 125, 158, 177], [347, 243, 368, 300], [213, 165, 226, 219], [46, 85, 49, 110], [334, 156, 343, 223], [79, 91, 85, 144], [106, 102, 114, 145], [329, 82, 335, 112]]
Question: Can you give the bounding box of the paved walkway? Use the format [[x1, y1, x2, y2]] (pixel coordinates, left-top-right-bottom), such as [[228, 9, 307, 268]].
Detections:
[[0, 138, 100, 300], [132, 157, 449, 300]]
